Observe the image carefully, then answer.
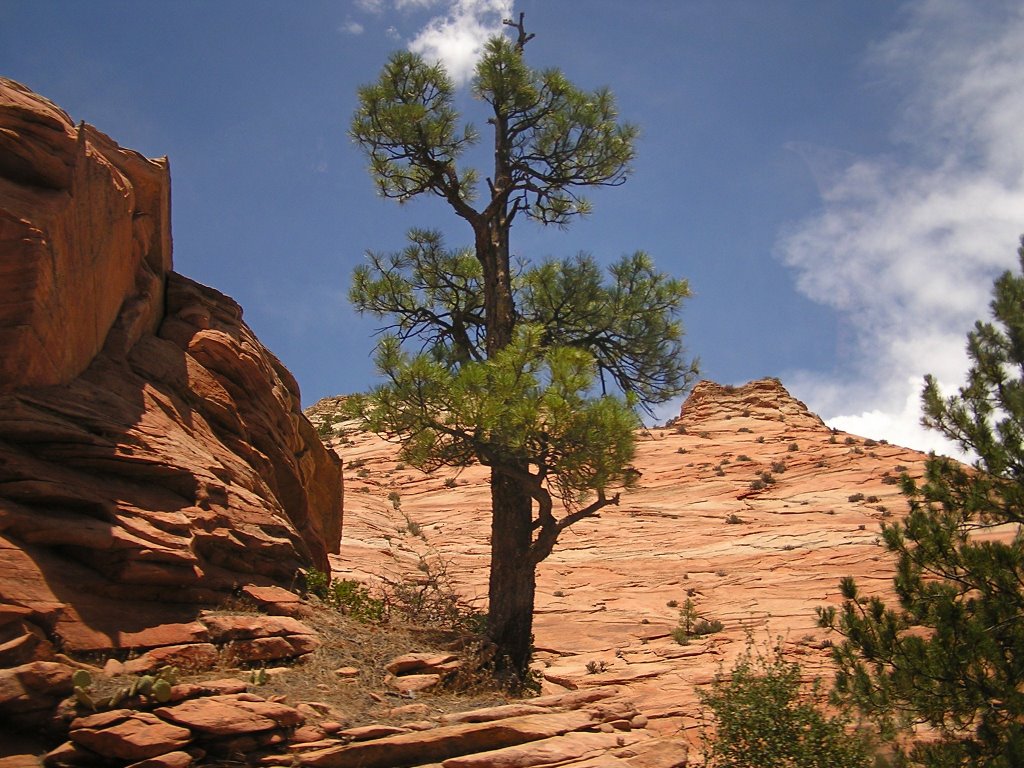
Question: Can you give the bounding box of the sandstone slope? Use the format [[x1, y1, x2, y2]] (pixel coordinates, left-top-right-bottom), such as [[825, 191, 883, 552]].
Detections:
[[317, 377, 930, 747], [0, 77, 342, 667]]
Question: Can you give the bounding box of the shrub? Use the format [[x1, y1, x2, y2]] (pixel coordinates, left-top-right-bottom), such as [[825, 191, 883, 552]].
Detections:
[[788, 442, 800, 452], [692, 618, 724, 636], [737, 455, 752, 462], [749, 479, 766, 491], [380, 556, 485, 633], [699, 638, 873, 768], [847, 493, 865, 503], [725, 513, 744, 525], [771, 460, 787, 473], [303, 570, 385, 623]]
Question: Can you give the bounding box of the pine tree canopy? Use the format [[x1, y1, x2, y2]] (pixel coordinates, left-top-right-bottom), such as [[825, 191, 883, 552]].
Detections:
[[346, 15, 695, 679], [818, 239, 1024, 767]]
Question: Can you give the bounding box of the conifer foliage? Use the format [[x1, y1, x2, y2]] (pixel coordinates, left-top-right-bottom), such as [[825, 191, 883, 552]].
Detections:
[[348, 17, 695, 679], [818, 239, 1024, 766]]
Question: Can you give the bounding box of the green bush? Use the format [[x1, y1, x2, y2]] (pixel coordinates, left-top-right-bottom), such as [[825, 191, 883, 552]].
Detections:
[[303, 569, 385, 623], [699, 638, 873, 768]]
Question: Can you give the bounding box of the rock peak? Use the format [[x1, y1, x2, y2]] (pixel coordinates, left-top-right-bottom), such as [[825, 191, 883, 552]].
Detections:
[[677, 377, 826, 430]]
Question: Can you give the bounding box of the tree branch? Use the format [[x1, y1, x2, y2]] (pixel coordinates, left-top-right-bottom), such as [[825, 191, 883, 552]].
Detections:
[[502, 13, 535, 52]]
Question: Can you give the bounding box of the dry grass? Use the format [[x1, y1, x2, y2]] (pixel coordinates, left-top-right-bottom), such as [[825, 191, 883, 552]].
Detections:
[[245, 601, 510, 725]]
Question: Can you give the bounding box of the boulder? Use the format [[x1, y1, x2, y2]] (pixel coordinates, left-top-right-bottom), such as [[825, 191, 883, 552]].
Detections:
[[0, 660, 74, 727], [155, 693, 304, 738], [69, 709, 191, 762]]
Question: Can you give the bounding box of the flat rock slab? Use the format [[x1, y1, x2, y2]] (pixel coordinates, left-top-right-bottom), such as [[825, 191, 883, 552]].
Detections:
[[613, 737, 689, 768], [70, 709, 191, 762], [385, 652, 459, 676], [121, 642, 219, 675], [441, 730, 644, 768], [299, 710, 597, 768], [241, 585, 309, 618], [155, 693, 303, 737], [199, 613, 315, 640], [124, 750, 194, 768]]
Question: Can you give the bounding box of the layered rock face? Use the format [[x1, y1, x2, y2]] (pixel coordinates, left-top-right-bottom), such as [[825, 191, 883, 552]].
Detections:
[[0, 78, 171, 391], [0, 78, 342, 657], [324, 376, 932, 749]]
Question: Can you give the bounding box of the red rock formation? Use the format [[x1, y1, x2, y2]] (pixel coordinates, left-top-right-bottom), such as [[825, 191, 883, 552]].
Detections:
[[324, 376, 934, 750], [0, 78, 342, 660], [677, 377, 826, 429], [0, 78, 171, 391]]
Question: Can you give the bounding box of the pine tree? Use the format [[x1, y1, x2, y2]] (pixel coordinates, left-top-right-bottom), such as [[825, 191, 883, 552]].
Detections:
[[818, 239, 1024, 766], [348, 17, 696, 679]]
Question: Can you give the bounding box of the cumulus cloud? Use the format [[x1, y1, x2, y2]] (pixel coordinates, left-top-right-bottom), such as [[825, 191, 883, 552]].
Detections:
[[407, 0, 514, 85], [777, 0, 1024, 457], [341, 20, 365, 35]]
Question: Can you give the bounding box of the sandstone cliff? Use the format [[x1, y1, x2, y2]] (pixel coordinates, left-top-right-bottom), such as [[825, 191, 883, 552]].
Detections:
[[0, 77, 343, 658]]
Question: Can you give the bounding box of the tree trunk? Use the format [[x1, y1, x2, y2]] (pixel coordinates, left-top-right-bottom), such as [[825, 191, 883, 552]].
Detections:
[[487, 462, 536, 679], [479, 108, 532, 679], [475, 219, 514, 356]]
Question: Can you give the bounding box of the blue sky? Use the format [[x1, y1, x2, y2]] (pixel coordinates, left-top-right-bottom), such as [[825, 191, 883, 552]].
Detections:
[[3, 1, 1023, 454]]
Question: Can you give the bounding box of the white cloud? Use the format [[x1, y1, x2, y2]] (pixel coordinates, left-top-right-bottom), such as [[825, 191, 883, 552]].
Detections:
[[342, 20, 365, 35], [777, 0, 1024, 457], [407, 0, 514, 85], [356, 0, 386, 13], [396, 0, 443, 9]]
